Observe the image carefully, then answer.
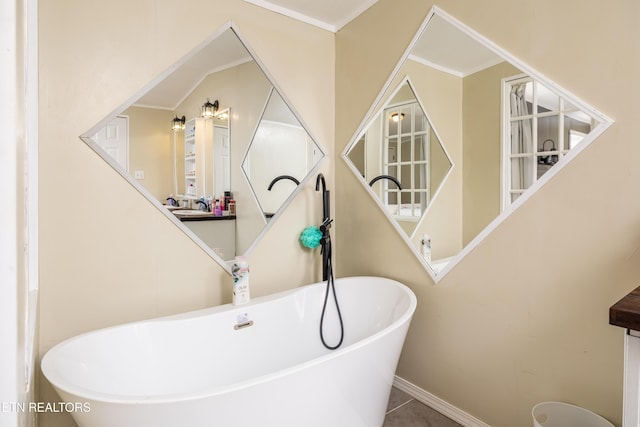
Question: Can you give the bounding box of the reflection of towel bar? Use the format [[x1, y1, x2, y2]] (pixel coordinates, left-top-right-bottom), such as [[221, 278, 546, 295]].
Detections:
[[234, 320, 254, 330]]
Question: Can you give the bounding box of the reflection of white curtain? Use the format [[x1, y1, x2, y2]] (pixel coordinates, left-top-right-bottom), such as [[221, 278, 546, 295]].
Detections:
[[510, 83, 533, 192]]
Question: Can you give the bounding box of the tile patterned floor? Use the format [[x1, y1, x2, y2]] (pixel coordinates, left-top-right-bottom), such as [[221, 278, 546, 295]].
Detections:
[[384, 387, 463, 427]]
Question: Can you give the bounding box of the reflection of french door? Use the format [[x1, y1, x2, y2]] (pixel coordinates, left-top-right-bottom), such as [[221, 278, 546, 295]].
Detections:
[[213, 125, 230, 196], [383, 101, 429, 219], [92, 116, 129, 172]]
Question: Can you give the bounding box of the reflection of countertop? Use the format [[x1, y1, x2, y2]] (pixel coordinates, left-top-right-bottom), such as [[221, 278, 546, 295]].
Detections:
[[610, 286, 640, 331], [169, 209, 236, 222]]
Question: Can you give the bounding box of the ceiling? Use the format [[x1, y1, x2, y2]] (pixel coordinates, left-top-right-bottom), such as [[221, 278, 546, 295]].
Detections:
[[242, 0, 379, 32], [410, 15, 503, 77], [134, 29, 252, 110]]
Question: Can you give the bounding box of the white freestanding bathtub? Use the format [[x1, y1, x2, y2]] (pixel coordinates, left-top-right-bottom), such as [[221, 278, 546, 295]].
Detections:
[[41, 276, 416, 427]]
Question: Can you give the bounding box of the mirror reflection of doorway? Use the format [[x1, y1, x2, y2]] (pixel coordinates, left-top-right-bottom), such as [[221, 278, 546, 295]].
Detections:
[[92, 116, 129, 172], [213, 125, 230, 197]]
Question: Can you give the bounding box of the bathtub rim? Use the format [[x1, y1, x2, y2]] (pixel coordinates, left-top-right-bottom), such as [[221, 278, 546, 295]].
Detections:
[[41, 275, 417, 405]]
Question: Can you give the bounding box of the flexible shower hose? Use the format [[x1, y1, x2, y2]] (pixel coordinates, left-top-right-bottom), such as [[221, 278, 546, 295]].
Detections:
[[319, 237, 344, 350]]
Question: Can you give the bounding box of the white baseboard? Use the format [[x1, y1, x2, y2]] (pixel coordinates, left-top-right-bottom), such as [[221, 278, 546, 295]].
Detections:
[[393, 376, 491, 427]]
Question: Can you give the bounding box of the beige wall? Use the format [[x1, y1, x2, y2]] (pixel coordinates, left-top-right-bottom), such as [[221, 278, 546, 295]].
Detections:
[[462, 61, 522, 245], [337, 1, 640, 427], [123, 106, 175, 201], [37, 1, 334, 426]]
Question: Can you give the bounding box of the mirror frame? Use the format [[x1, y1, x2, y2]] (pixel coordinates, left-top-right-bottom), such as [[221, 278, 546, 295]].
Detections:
[[341, 6, 613, 282], [241, 86, 325, 230], [344, 75, 454, 240], [80, 22, 326, 273]]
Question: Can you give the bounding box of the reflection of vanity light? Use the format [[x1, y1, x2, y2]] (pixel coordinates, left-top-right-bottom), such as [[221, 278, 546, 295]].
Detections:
[[201, 98, 219, 118], [391, 113, 405, 122], [217, 111, 229, 120], [171, 115, 185, 131]]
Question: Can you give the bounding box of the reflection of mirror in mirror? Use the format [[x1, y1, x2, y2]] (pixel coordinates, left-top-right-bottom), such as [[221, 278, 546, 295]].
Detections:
[[82, 25, 325, 267], [347, 80, 452, 237], [342, 8, 611, 280], [243, 88, 323, 220]]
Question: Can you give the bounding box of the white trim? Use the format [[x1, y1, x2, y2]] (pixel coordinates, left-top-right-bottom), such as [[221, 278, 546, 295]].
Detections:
[[1, 0, 20, 424], [25, 0, 39, 401], [393, 376, 491, 427], [242, 0, 337, 32], [623, 332, 640, 427], [242, 0, 379, 32], [408, 54, 503, 78], [408, 54, 464, 78], [332, 0, 379, 32]]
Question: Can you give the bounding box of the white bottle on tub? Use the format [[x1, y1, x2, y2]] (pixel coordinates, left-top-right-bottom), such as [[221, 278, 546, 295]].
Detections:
[[421, 234, 431, 263], [232, 256, 250, 305]]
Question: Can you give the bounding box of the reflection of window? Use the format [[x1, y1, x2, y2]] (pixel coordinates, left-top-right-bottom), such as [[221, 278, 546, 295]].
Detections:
[[502, 75, 593, 208], [569, 129, 586, 149], [383, 101, 430, 219]]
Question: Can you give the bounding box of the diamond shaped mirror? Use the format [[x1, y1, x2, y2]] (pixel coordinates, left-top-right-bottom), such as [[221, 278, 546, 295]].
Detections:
[[342, 7, 612, 281], [81, 24, 325, 271], [242, 87, 324, 221], [347, 79, 452, 238]]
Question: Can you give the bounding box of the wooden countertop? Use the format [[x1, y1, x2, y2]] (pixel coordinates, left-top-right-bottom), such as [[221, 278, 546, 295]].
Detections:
[[610, 286, 640, 331]]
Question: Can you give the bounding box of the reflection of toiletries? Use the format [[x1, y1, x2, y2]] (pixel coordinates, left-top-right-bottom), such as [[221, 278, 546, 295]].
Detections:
[[232, 256, 250, 305], [421, 234, 431, 263], [229, 199, 236, 215], [188, 183, 195, 195]]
